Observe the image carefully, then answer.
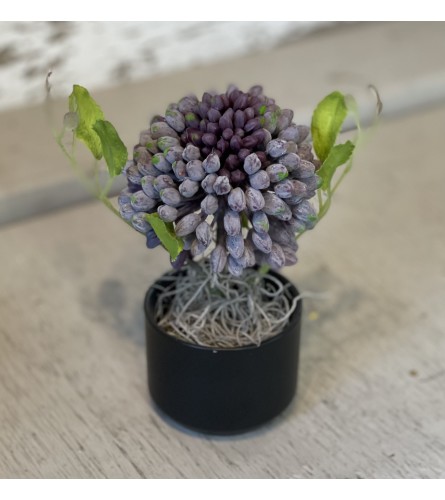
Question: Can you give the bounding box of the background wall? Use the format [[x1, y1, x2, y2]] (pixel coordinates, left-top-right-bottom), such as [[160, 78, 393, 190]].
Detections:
[[0, 21, 331, 112]]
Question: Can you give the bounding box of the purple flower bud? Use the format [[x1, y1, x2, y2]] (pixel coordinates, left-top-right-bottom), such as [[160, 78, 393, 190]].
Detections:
[[188, 129, 203, 147], [127, 164, 142, 184], [119, 202, 135, 221], [213, 175, 232, 196], [141, 176, 160, 198], [182, 144, 201, 162], [278, 153, 301, 172], [157, 136, 179, 152], [249, 170, 270, 190], [157, 204, 178, 222], [196, 221, 212, 247], [207, 108, 221, 123], [225, 154, 240, 171], [153, 174, 176, 192], [184, 112, 200, 129], [281, 245, 298, 266], [224, 209, 241, 236], [278, 124, 299, 142], [266, 164, 288, 183], [201, 194, 219, 215], [301, 175, 321, 193], [243, 153, 262, 175], [165, 109, 186, 132], [276, 109, 294, 132], [226, 234, 244, 259], [131, 212, 151, 234], [286, 194, 306, 206], [191, 239, 207, 257], [248, 85, 263, 96], [222, 128, 234, 140], [262, 111, 278, 134], [146, 229, 161, 249], [197, 102, 210, 118], [219, 109, 234, 130], [296, 125, 310, 144], [234, 109, 245, 129], [172, 160, 187, 181], [241, 135, 259, 149], [227, 187, 247, 212], [238, 245, 256, 268], [227, 256, 244, 277], [171, 249, 189, 270], [291, 200, 317, 227], [286, 141, 298, 154], [230, 169, 246, 185], [175, 213, 202, 237], [152, 153, 172, 173], [251, 211, 269, 234], [202, 152, 220, 174], [252, 230, 272, 254], [245, 187, 265, 211], [199, 119, 207, 132], [178, 95, 198, 114], [211, 245, 228, 273], [267, 243, 286, 269], [138, 162, 159, 177], [160, 187, 182, 207], [217, 138, 228, 154], [118, 188, 131, 206], [179, 178, 200, 198], [134, 147, 152, 166], [165, 146, 184, 164], [294, 159, 316, 179], [182, 233, 195, 251], [202, 133, 217, 147], [233, 93, 249, 111], [274, 179, 295, 199], [139, 130, 156, 151], [263, 193, 292, 221], [268, 220, 296, 247], [244, 107, 255, 120], [206, 122, 220, 135], [286, 217, 306, 234], [150, 121, 178, 140], [266, 139, 288, 159], [244, 118, 261, 133], [201, 173, 218, 194], [229, 134, 242, 152], [186, 160, 205, 181], [130, 191, 157, 212]]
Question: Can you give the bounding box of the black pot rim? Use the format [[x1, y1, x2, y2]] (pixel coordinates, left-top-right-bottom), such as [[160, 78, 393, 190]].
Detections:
[[144, 267, 301, 352]]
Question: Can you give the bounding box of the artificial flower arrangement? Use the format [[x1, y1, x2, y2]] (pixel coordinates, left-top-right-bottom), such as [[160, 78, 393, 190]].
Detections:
[[56, 82, 374, 434]]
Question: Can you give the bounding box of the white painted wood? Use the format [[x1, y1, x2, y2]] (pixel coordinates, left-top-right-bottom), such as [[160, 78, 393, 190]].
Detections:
[[0, 105, 444, 478]]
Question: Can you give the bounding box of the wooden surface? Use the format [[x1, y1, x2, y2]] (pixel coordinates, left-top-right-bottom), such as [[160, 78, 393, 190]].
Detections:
[[0, 102, 444, 478]]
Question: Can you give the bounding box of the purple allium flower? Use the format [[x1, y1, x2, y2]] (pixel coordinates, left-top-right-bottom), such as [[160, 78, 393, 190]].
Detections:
[[118, 85, 319, 275]]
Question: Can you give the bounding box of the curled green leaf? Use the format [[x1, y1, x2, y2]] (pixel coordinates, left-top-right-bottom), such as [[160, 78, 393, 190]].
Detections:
[[93, 120, 128, 178], [317, 141, 355, 191], [68, 85, 105, 160], [311, 91, 347, 163], [145, 213, 184, 260]]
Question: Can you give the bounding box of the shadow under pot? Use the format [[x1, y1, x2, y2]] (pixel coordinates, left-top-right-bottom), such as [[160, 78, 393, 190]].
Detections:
[[144, 268, 302, 435]]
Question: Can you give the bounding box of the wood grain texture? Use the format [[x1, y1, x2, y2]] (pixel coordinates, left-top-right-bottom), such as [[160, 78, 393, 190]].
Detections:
[[0, 105, 444, 478]]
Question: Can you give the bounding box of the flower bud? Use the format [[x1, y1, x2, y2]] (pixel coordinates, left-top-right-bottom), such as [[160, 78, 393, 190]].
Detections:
[[227, 256, 244, 277], [178, 95, 198, 114], [226, 234, 244, 259], [263, 193, 292, 221], [296, 125, 310, 144], [292, 200, 317, 228], [201, 173, 218, 194], [127, 164, 142, 185], [202, 152, 221, 174], [224, 209, 241, 236], [182, 144, 201, 162], [266, 139, 288, 158], [201, 194, 219, 215], [251, 211, 269, 234], [152, 153, 172, 173], [160, 187, 182, 207], [141, 175, 160, 198], [213, 175, 232, 196], [211, 245, 228, 273], [249, 170, 270, 190], [191, 239, 207, 257], [118, 188, 131, 206], [227, 187, 246, 212], [165, 109, 186, 132], [267, 243, 285, 269], [266, 164, 288, 183], [175, 213, 202, 237], [153, 174, 176, 192], [186, 160, 205, 181], [179, 178, 199, 198], [165, 146, 184, 164], [281, 246, 298, 266], [276, 109, 294, 133], [157, 204, 178, 222], [278, 124, 299, 142], [134, 147, 152, 166], [146, 229, 161, 249], [138, 162, 159, 177], [130, 191, 157, 211], [252, 230, 272, 254], [119, 202, 135, 221], [238, 245, 256, 268], [196, 221, 212, 247], [150, 121, 178, 139], [157, 136, 179, 152], [131, 212, 151, 233], [245, 187, 265, 211], [243, 153, 262, 175], [294, 159, 316, 179], [172, 160, 187, 181]]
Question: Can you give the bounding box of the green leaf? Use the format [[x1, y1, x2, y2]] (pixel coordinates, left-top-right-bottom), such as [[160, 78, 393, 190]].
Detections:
[[317, 141, 355, 191], [311, 91, 348, 163], [145, 213, 184, 260], [68, 85, 105, 160], [92, 120, 128, 177]]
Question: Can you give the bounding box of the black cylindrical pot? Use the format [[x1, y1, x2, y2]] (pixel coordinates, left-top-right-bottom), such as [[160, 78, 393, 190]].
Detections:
[[144, 269, 302, 435]]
